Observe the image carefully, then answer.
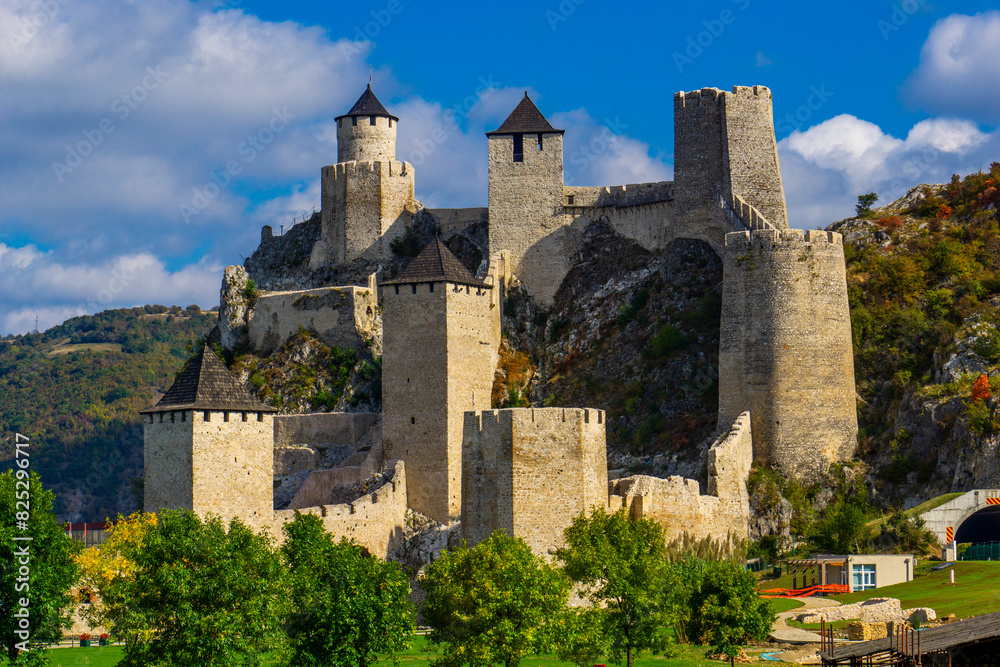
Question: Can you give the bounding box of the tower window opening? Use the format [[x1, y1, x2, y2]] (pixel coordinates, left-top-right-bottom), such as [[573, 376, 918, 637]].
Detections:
[[370, 116, 376, 126], [204, 411, 210, 422], [567, 195, 575, 206], [224, 411, 230, 422], [411, 416, 415, 424], [537, 134, 543, 150], [412, 284, 417, 294], [352, 117, 358, 126], [394, 285, 399, 295], [429, 282, 434, 293], [242, 412, 248, 422], [389, 118, 393, 127], [512, 133, 523, 162], [257, 412, 263, 422]]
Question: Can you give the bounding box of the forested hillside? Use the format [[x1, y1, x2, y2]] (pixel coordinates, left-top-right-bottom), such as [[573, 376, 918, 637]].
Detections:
[[0, 306, 216, 521]]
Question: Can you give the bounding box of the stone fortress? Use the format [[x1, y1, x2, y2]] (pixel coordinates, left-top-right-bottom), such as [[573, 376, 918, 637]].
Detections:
[[142, 82, 858, 558]]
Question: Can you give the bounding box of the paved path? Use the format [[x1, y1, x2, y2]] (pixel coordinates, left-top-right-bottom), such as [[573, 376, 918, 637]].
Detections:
[[769, 596, 842, 644]]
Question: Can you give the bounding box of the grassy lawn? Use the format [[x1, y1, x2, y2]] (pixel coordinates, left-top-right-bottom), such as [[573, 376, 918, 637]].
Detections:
[[13, 635, 800, 667], [832, 561, 1000, 618], [770, 598, 805, 614], [786, 618, 854, 631]]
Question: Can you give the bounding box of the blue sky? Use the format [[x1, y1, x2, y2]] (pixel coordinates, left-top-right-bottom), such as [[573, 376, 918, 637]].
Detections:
[[2, 0, 1000, 335]]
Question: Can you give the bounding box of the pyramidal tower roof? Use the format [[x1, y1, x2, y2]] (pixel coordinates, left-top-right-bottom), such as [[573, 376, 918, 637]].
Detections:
[[381, 237, 489, 287], [141, 346, 276, 414], [336, 83, 399, 122], [487, 92, 563, 136]]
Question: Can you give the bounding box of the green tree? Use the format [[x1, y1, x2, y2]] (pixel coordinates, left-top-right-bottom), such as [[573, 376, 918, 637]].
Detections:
[[686, 560, 775, 660], [554, 608, 612, 667], [557, 507, 671, 667], [856, 192, 879, 216], [812, 472, 874, 554], [114, 510, 287, 667], [1, 470, 82, 664], [422, 531, 570, 667], [281, 513, 413, 667]]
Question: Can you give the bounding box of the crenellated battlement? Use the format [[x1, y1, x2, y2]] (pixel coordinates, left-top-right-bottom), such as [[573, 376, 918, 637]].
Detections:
[[674, 85, 772, 108], [724, 227, 843, 249], [322, 159, 412, 181], [563, 181, 674, 208]]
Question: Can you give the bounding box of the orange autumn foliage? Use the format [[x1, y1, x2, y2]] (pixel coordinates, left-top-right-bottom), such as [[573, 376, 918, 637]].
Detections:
[[971, 374, 991, 403]]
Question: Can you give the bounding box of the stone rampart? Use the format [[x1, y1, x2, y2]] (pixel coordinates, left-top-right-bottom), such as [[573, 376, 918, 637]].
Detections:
[[718, 229, 857, 479], [274, 411, 378, 448], [427, 207, 489, 237], [462, 408, 608, 555], [609, 412, 752, 540], [563, 181, 674, 208], [272, 459, 407, 558], [247, 286, 379, 356], [286, 466, 362, 509]]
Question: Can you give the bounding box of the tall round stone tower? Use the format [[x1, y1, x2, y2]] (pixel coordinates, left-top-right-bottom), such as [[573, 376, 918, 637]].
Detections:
[[717, 228, 857, 480], [311, 84, 416, 269], [335, 83, 398, 163]]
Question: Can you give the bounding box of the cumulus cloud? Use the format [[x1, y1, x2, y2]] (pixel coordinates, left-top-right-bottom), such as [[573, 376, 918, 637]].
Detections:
[[779, 114, 995, 229], [903, 11, 1000, 122], [0, 243, 222, 334]]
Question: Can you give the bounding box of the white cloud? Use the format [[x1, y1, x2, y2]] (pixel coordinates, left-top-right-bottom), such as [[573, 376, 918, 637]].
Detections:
[[779, 114, 999, 229], [903, 11, 1000, 122]]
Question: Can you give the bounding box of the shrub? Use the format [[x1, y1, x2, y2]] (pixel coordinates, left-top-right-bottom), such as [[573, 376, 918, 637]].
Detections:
[[876, 215, 903, 231]]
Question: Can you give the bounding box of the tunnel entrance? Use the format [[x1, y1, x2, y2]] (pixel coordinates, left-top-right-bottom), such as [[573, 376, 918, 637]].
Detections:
[[955, 505, 1000, 544]]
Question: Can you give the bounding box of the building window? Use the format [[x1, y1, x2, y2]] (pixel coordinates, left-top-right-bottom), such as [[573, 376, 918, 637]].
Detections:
[[411, 416, 415, 424], [181, 411, 186, 422], [429, 283, 434, 293], [224, 412, 230, 422], [370, 116, 377, 126], [257, 412, 264, 422], [512, 133, 523, 162], [412, 284, 417, 294], [204, 411, 211, 422], [852, 564, 876, 591], [394, 285, 399, 295], [388, 118, 393, 127], [567, 195, 575, 206], [242, 412, 248, 422], [352, 117, 358, 126], [537, 134, 543, 150]]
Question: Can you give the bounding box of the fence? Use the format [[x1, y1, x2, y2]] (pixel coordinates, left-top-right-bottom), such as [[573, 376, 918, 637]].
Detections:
[[959, 541, 1000, 561], [279, 206, 319, 236]]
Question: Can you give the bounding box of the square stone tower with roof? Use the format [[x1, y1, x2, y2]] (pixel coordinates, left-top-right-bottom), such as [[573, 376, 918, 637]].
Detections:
[[141, 346, 277, 530], [380, 238, 501, 523], [310, 84, 417, 270]]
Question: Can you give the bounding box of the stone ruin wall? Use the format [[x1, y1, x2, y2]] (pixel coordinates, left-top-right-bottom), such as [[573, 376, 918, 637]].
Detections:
[[610, 411, 752, 541], [462, 408, 608, 556], [274, 412, 379, 449], [272, 459, 408, 558], [247, 286, 379, 355], [718, 229, 857, 479]]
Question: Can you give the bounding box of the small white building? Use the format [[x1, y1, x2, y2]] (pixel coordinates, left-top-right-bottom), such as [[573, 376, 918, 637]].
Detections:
[[789, 554, 915, 592]]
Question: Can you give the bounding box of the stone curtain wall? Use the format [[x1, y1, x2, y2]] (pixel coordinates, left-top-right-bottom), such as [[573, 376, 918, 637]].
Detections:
[[718, 229, 857, 479], [247, 286, 379, 355], [462, 408, 608, 556], [610, 412, 752, 541], [273, 460, 408, 558], [273, 412, 378, 448], [722, 86, 788, 229], [337, 114, 396, 163], [316, 160, 415, 267], [144, 410, 274, 532]]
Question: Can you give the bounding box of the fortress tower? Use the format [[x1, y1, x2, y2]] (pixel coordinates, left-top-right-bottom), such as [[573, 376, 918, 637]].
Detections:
[[486, 94, 567, 301], [311, 84, 417, 269], [673, 86, 788, 237], [462, 408, 608, 555], [141, 347, 276, 530], [717, 229, 857, 479], [380, 239, 501, 523]]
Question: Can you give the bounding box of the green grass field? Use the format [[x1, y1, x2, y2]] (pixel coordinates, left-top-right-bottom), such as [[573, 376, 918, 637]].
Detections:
[[769, 598, 805, 614], [832, 561, 1000, 618], [6, 635, 797, 667]]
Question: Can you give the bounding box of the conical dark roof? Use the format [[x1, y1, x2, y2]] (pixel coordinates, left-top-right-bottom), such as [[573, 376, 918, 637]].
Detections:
[[487, 92, 563, 136], [381, 237, 489, 287], [336, 84, 399, 121], [141, 346, 276, 413]]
